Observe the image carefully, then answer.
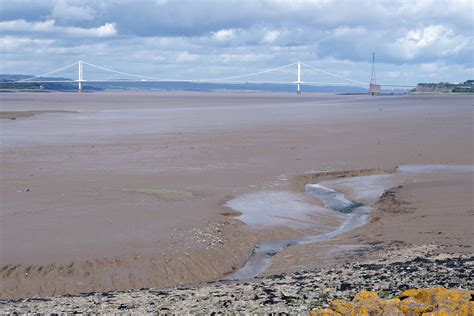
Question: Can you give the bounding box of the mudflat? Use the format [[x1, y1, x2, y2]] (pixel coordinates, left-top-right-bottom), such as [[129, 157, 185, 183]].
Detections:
[[0, 91, 472, 299]]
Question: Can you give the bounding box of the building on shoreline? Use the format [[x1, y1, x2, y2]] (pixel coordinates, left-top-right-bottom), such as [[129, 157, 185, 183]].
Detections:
[[416, 80, 473, 93]]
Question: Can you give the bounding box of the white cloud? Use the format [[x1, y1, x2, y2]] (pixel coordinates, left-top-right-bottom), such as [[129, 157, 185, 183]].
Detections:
[[217, 53, 266, 63], [0, 36, 55, 52], [176, 51, 200, 62], [0, 19, 55, 32], [0, 0, 472, 84], [268, 0, 334, 11], [66, 22, 117, 37], [212, 28, 238, 41], [333, 26, 367, 37], [42, 43, 109, 55], [389, 25, 468, 60], [419, 62, 441, 73], [261, 30, 280, 44], [383, 71, 402, 78], [0, 19, 117, 37], [397, 0, 473, 28]]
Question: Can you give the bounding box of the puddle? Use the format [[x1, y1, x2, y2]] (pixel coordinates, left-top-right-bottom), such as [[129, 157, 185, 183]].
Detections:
[[223, 164, 474, 281], [224, 184, 366, 280], [225, 191, 344, 229], [399, 164, 474, 174], [318, 174, 405, 205], [225, 204, 369, 280]]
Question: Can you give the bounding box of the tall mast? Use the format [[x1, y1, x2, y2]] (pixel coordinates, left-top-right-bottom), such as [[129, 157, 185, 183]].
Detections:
[[370, 52, 376, 85]]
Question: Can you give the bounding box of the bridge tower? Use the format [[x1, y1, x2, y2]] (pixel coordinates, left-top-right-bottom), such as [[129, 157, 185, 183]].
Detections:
[[296, 61, 301, 94], [78, 60, 84, 93], [368, 52, 380, 95]]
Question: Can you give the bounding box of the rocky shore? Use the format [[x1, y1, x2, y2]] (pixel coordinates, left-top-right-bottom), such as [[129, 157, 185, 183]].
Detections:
[[311, 287, 472, 315], [1, 244, 472, 313]]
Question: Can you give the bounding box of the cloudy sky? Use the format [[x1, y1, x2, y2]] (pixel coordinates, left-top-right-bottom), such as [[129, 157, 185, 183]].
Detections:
[[0, 0, 472, 85]]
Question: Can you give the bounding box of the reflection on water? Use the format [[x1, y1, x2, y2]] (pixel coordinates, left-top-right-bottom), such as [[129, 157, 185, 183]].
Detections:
[[399, 164, 474, 173], [224, 183, 366, 280], [305, 184, 362, 213], [317, 174, 403, 205], [224, 164, 474, 280], [225, 191, 345, 229]]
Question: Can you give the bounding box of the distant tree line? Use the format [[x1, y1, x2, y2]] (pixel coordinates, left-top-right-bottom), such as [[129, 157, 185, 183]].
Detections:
[[417, 80, 474, 93], [0, 81, 79, 91], [0, 75, 102, 91]]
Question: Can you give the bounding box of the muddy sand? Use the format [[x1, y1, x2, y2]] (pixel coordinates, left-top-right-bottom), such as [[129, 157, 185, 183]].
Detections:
[[0, 110, 77, 120], [0, 92, 472, 300]]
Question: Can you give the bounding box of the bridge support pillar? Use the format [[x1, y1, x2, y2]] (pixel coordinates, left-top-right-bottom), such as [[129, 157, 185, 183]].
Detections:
[[296, 61, 301, 94], [78, 60, 84, 93], [78, 81, 83, 93]]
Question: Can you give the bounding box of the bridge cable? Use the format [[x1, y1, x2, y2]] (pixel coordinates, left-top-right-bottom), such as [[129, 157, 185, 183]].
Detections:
[[81, 61, 172, 81], [17, 61, 78, 82], [83, 61, 298, 83], [197, 62, 298, 82], [300, 62, 366, 85]]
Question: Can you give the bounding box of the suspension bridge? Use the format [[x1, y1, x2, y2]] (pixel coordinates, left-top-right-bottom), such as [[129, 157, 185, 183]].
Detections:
[[12, 58, 416, 94]]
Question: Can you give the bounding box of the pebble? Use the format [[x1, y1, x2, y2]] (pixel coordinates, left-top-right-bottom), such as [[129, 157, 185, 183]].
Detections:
[[1, 245, 472, 313]]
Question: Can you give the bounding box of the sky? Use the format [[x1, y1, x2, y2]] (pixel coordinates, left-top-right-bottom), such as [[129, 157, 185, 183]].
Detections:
[[0, 0, 473, 85]]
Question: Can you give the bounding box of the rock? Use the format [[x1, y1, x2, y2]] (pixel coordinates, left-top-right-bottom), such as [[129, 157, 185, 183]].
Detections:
[[329, 299, 352, 315], [400, 287, 471, 315], [310, 308, 341, 316], [353, 290, 380, 303], [352, 301, 382, 315], [400, 288, 433, 305], [398, 296, 432, 315], [312, 288, 472, 316], [338, 282, 351, 291], [2, 244, 472, 314], [382, 305, 404, 315]]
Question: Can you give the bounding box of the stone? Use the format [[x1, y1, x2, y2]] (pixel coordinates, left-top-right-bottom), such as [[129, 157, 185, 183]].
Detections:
[[329, 299, 353, 315], [381, 297, 401, 307], [312, 288, 472, 316], [401, 288, 434, 305], [400, 287, 471, 315], [352, 301, 382, 315], [398, 296, 432, 315], [382, 305, 404, 316], [432, 287, 470, 306], [310, 308, 342, 316], [353, 291, 380, 304]]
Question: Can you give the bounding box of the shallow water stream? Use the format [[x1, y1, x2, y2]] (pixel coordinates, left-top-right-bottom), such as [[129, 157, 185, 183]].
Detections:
[[223, 164, 474, 281], [223, 183, 369, 280]]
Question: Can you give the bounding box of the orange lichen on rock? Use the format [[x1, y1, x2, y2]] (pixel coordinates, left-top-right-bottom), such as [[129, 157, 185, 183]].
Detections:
[[352, 291, 383, 315], [353, 291, 380, 303], [398, 296, 432, 315], [310, 308, 342, 316], [401, 288, 434, 305], [310, 288, 472, 316], [329, 299, 353, 315], [380, 298, 404, 315]]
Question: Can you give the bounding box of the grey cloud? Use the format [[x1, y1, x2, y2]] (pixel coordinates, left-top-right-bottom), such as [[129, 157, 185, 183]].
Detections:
[[0, 0, 472, 83], [0, 1, 53, 21], [51, 0, 97, 22]]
